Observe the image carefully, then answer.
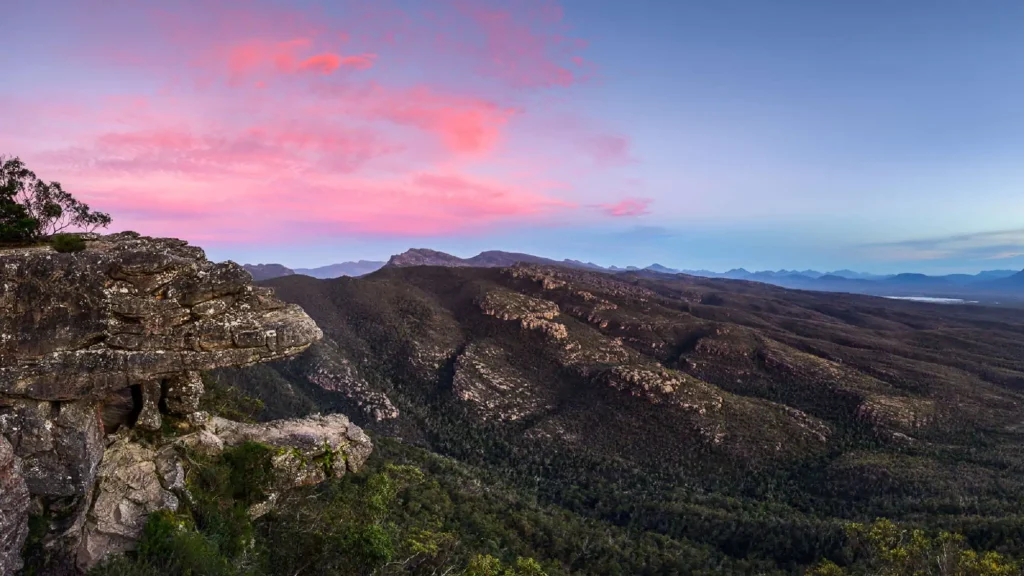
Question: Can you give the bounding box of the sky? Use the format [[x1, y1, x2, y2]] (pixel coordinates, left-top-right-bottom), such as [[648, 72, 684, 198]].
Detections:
[[3, 0, 1023, 274]]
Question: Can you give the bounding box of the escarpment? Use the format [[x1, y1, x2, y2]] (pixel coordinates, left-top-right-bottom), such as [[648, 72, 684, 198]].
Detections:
[[0, 233, 372, 574]]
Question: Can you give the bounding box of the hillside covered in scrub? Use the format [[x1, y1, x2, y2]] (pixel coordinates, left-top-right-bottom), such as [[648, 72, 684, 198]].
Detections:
[[202, 262, 1024, 574], [2, 232, 1023, 574]]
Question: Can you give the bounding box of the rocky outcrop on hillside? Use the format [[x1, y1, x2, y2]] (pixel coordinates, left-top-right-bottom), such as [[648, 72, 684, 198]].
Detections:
[[78, 411, 372, 569], [302, 342, 400, 421], [0, 232, 371, 574], [478, 290, 568, 340], [385, 248, 471, 268]]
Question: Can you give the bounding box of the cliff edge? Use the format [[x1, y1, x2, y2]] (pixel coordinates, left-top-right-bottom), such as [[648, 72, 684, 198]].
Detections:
[[0, 232, 371, 574]]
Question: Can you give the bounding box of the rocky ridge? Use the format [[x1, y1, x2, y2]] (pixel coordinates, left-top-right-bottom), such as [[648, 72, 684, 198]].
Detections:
[[0, 233, 371, 574]]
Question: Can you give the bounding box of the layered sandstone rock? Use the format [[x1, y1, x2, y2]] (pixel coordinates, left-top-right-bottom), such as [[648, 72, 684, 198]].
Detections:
[[0, 232, 367, 574]]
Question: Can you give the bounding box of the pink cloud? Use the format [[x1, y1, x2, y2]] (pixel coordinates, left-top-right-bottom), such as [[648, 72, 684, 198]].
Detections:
[[337, 54, 377, 70], [452, 0, 587, 88], [367, 86, 518, 154], [308, 83, 518, 155], [222, 39, 372, 80], [2, 0, 634, 243], [599, 198, 652, 217]]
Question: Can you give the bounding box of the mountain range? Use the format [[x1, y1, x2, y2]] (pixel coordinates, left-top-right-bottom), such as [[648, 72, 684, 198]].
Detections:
[[243, 260, 386, 280], [211, 259, 1024, 573], [244, 249, 1024, 302]]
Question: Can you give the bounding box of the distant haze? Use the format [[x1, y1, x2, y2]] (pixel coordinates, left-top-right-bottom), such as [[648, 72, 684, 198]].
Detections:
[[241, 248, 1023, 303]]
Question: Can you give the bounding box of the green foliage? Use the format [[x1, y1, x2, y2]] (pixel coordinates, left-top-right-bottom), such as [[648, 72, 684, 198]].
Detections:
[[89, 439, 558, 576], [50, 232, 86, 252], [199, 372, 266, 423], [0, 155, 111, 242], [221, 441, 277, 503], [0, 156, 39, 242], [91, 511, 235, 576], [463, 555, 548, 576], [806, 519, 1020, 576], [18, 514, 51, 576]]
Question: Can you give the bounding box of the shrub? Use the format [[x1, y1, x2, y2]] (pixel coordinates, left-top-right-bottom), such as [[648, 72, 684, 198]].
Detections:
[[806, 519, 1020, 576], [90, 511, 235, 576], [221, 441, 277, 504], [51, 233, 86, 253]]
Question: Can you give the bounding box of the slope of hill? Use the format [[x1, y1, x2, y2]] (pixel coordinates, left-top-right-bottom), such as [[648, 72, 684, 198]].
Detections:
[[212, 263, 1024, 573], [981, 270, 1024, 291]]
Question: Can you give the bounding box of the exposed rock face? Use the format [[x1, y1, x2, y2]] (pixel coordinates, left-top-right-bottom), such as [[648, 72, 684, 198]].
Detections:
[[303, 342, 399, 421], [479, 290, 568, 340], [0, 232, 321, 402], [0, 232, 334, 573], [0, 436, 30, 576], [197, 412, 373, 477], [602, 365, 724, 412], [453, 342, 552, 422], [77, 439, 181, 569], [78, 412, 373, 571]]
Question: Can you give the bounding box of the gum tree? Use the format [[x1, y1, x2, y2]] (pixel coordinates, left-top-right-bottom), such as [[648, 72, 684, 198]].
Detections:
[[0, 155, 111, 242]]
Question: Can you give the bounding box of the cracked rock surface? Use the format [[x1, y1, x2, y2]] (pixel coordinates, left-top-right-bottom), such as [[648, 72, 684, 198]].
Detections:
[[0, 232, 360, 574], [0, 436, 30, 576]]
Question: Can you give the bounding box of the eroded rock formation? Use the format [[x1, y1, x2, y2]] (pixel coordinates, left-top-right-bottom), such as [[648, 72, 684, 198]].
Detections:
[[0, 232, 370, 574]]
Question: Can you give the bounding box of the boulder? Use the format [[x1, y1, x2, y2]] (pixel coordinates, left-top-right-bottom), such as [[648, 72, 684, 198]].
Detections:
[[77, 438, 179, 570]]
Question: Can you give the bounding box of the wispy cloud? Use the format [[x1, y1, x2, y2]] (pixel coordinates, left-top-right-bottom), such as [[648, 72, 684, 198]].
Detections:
[[985, 251, 1024, 260], [859, 228, 1024, 263], [1, 0, 633, 242], [598, 197, 652, 217]]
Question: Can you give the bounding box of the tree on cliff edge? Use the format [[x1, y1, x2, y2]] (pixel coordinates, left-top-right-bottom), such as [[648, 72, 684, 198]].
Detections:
[[0, 155, 111, 242]]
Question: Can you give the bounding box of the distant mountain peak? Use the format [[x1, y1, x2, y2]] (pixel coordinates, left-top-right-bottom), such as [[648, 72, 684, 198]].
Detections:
[[645, 263, 680, 274], [386, 248, 470, 268], [242, 263, 295, 281], [386, 248, 613, 272]]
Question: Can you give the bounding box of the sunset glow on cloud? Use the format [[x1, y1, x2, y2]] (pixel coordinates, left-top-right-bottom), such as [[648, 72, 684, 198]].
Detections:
[[2, 0, 635, 242], [8, 1, 1023, 273]]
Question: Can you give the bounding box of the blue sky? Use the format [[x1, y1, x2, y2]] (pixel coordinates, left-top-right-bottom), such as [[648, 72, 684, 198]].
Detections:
[[4, 0, 1023, 273]]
